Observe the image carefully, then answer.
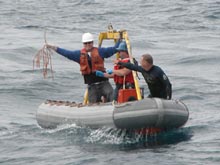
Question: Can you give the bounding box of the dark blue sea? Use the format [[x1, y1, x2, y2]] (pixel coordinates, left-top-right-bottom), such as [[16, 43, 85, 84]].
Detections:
[[0, 0, 220, 164]]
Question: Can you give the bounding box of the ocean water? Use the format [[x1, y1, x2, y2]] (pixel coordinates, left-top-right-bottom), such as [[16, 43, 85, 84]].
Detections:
[[0, 0, 220, 164]]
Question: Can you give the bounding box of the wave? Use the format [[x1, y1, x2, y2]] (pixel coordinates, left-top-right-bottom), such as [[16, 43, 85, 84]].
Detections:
[[38, 124, 193, 149], [174, 55, 220, 66]]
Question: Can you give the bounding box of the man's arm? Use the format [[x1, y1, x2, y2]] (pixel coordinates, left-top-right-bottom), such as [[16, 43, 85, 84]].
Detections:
[[113, 68, 131, 76], [95, 67, 131, 78], [56, 48, 81, 63], [46, 44, 81, 63], [117, 62, 143, 72], [159, 72, 172, 99], [98, 40, 121, 58]]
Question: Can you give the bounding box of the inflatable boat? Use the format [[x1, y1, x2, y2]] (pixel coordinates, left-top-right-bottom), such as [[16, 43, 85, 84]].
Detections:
[[36, 98, 189, 130], [36, 27, 189, 133]]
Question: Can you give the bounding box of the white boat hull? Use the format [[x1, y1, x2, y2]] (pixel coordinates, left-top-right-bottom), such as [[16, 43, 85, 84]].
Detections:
[[36, 98, 189, 130]]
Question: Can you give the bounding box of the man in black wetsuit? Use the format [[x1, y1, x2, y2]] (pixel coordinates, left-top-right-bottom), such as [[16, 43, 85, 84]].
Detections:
[[117, 54, 172, 100]]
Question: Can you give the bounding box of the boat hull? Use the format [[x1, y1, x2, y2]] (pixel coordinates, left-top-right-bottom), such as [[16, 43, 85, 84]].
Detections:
[[36, 98, 189, 130]]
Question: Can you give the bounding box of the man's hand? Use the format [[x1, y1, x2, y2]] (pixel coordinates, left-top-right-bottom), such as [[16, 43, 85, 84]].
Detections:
[[106, 69, 113, 74], [45, 44, 57, 51]]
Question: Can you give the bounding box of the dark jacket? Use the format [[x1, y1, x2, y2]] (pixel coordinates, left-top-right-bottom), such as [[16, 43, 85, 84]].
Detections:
[[118, 62, 172, 99]]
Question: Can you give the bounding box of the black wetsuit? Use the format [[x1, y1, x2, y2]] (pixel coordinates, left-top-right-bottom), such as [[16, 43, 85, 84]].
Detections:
[[118, 62, 172, 99]]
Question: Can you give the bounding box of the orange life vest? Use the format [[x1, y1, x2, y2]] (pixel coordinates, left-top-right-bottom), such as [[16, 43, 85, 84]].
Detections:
[[114, 58, 134, 84], [80, 48, 105, 75]]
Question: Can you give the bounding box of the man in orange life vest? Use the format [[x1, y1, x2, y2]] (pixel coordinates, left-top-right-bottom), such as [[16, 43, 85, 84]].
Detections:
[[95, 41, 135, 102], [46, 33, 121, 103]]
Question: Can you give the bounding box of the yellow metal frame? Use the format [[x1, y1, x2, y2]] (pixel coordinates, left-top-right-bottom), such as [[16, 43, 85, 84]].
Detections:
[[83, 28, 142, 105]]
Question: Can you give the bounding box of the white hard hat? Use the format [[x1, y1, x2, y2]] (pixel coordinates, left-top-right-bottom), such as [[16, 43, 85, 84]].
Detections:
[[82, 33, 94, 43]]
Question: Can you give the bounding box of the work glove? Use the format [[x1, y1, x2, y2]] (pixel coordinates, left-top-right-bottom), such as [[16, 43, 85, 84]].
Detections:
[[106, 69, 113, 74], [95, 71, 104, 77]]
